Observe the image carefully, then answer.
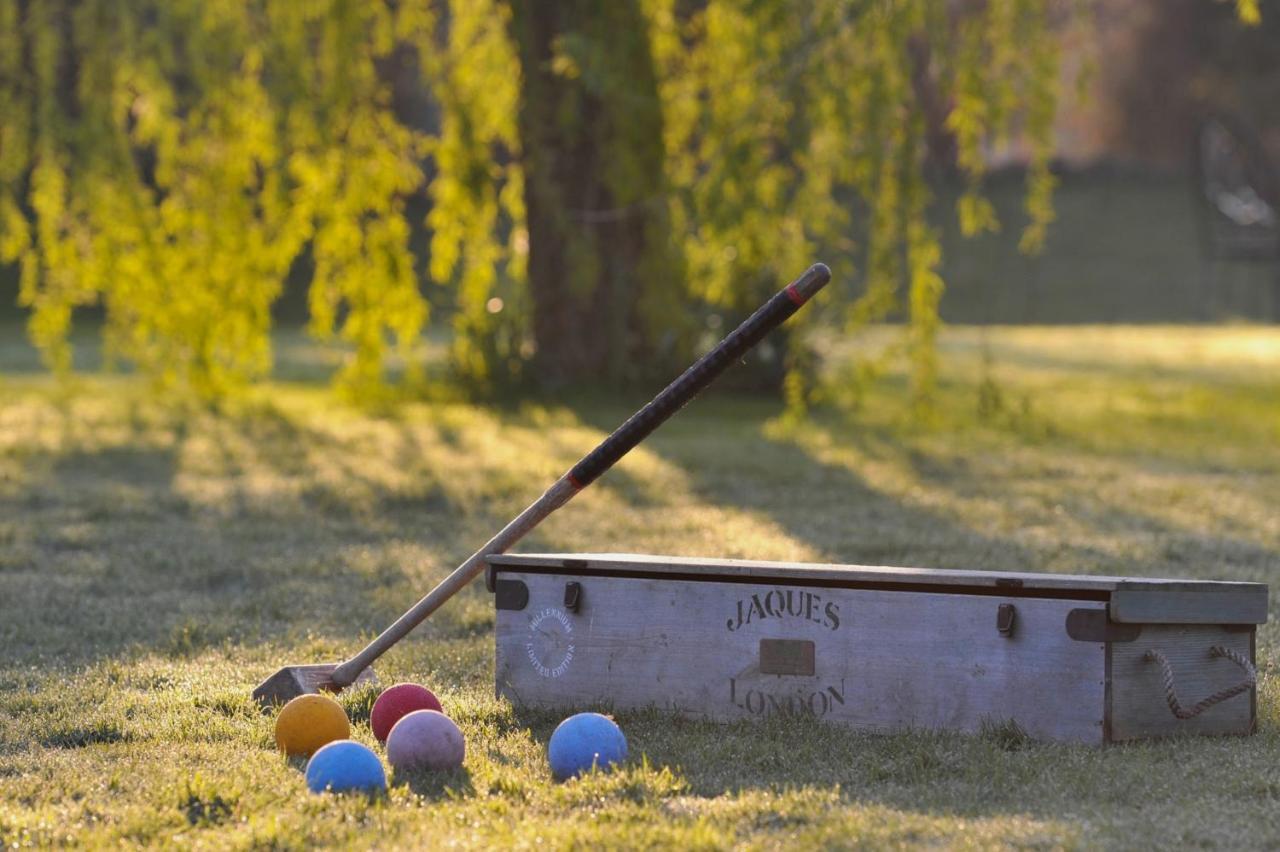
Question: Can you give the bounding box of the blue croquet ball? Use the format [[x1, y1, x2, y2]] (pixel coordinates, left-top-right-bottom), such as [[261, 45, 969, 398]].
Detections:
[[547, 713, 627, 780], [304, 740, 387, 794]]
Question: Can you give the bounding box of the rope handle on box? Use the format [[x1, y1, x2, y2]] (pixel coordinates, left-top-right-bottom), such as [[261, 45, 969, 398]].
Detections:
[[1144, 646, 1256, 720]]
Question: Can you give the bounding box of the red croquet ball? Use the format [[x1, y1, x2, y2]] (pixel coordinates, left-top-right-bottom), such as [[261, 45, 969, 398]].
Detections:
[[370, 683, 443, 742]]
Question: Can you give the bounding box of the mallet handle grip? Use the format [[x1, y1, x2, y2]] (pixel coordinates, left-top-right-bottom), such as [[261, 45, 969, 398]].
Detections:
[[568, 263, 830, 486], [331, 263, 830, 686]]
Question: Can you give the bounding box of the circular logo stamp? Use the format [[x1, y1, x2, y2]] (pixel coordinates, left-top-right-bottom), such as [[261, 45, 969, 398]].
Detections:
[[525, 607, 575, 678]]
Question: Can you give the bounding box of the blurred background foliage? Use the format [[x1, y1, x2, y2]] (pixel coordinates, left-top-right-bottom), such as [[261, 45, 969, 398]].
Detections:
[[0, 0, 1267, 405]]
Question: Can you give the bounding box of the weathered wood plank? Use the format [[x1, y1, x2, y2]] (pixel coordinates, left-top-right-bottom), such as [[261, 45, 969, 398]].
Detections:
[[490, 553, 1268, 599], [1109, 625, 1254, 741], [1109, 589, 1268, 625], [496, 572, 1107, 744]]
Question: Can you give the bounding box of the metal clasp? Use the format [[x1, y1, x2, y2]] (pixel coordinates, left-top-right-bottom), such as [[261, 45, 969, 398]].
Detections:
[[997, 603, 1016, 638], [564, 581, 583, 613]]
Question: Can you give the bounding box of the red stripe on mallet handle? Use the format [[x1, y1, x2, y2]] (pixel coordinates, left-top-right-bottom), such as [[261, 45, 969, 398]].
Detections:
[[254, 263, 829, 703]]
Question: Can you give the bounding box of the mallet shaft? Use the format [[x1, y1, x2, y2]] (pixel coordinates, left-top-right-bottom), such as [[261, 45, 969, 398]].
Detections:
[[331, 262, 830, 687], [331, 477, 578, 685]]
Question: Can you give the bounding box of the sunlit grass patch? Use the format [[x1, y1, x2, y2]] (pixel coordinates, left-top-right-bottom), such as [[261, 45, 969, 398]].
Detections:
[[1, 325, 1278, 847]]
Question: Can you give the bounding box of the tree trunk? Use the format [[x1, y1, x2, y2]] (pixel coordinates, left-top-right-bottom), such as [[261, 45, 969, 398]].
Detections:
[[505, 0, 676, 384]]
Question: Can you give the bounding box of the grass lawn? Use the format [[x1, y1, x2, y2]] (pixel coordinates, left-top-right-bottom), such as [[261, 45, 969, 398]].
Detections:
[[1, 324, 1279, 848]]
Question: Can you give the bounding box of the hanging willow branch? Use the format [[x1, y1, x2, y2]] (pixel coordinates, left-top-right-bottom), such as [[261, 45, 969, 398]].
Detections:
[[2, 0, 1194, 404]]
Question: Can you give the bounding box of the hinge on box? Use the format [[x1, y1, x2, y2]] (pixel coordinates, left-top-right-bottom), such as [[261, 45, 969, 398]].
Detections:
[[494, 579, 529, 611], [1065, 608, 1142, 642]]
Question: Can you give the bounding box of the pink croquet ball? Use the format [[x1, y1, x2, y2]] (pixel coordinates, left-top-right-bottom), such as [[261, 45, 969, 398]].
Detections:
[[371, 683, 443, 743], [386, 710, 465, 772]]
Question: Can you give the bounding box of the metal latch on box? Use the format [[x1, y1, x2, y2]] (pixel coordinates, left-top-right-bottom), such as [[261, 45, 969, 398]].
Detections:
[[564, 581, 582, 613], [997, 603, 1016, 638]]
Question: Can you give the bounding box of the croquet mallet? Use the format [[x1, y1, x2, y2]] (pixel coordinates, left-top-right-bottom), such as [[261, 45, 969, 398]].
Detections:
[[253, 262, 831, 705]]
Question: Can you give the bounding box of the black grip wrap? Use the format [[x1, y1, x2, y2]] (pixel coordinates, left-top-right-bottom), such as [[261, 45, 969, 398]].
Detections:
[[568, 263, 830, 488]]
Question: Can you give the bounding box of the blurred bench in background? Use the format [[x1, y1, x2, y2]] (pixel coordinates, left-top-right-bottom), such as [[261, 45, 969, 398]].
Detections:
[[1191, 115, 1280, 320]]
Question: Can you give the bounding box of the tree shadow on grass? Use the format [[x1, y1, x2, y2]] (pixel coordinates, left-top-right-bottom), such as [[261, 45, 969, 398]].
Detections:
[[788, 406, 1280, 585], [583, 389, 1279, 584], [559, 391, 1048, 571], [7, 382, 1273, 673], [2, 390, 665, 674], [0, 401, 493, 671]]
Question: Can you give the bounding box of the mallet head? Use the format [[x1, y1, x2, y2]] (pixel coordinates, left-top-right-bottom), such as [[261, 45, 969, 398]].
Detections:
[[252, 663, 377, 707]]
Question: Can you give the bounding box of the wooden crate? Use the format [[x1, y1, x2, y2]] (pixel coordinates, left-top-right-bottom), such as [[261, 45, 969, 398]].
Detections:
[[487, 553, 1267, 744]]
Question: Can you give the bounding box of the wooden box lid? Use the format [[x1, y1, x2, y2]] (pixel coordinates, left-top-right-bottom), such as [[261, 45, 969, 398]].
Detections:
[[488, 553, 1269, 625]]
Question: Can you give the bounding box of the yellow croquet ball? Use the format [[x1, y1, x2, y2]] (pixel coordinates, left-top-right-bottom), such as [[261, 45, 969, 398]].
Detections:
[[274, 694, 351, 757]]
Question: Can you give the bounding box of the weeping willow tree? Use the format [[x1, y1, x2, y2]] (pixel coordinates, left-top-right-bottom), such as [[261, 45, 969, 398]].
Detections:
[[0, 1, 438, 396], [1, 0, 1105, 401], [647, 0, 1067, 406]]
